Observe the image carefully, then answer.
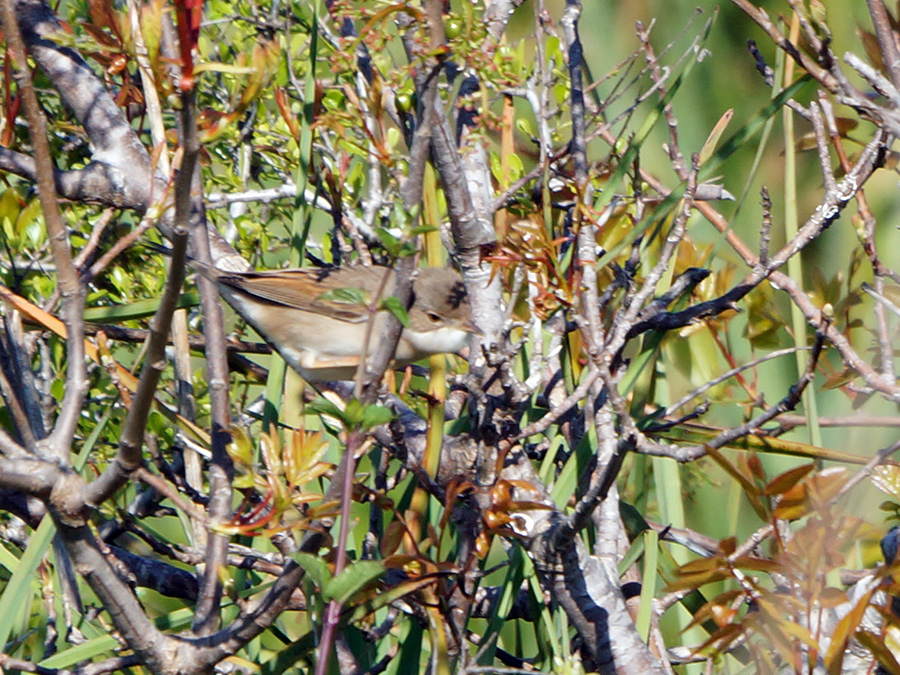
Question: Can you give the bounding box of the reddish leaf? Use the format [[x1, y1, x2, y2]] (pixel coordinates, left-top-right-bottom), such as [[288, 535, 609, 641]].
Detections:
[[765, 463, 815, 496], [677, 556, 727, 575], [693, 623, 744, 655], [664, 569, 732, 593], [730, 556, 783, 573], [774, 481, 810, 520], [718, 537, 738, 555], [380, 521, 407, 558], [684, 590, 744, 631]]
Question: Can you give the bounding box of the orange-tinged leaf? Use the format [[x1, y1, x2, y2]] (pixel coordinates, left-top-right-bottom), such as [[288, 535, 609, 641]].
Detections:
[[747, 453, 766, 481], [684, 589, 744, 631], [710, 603, 737, 627], [765, 463, 815, 496], [677, 556, 727, 575], [693, 623, 744, 655], [0, 283, 215, 446], [706, 446, 762, 500], [484, 509, 510, 529], [699, 108, 734, 165], [730, 556, 783, 573], [228, 425, 254, 467], [718, 537, 738, 555], [683, 602, 714, 631], [290, 492, 323, 505], [380, 521, 407, 558], [809, 467, 849, 502], [774, 481, 810, 520], [491, 481, 512, 508], [475, 531, 492, 558], [819, 587, 848, 609], [825, 588, 875, 673], [857, 28, 886, 75], [822, 366, 859, 390], [777, 615, 817, 649], [834, 116, 858, 136], [284, 429, 330, 487], [856, 630, 900, 675], [506, 500, 554, 513], [664, 569, 732, 593]]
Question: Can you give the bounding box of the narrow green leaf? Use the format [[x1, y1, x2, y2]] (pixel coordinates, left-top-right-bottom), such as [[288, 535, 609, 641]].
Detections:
[[0, 517, 53, 651], [39, 609, 193, 668], [477, 547, 525, 665], [291, 552, 332, 591], [394, 622, 424, 675], [39, 632, 119, 668], [325, 560, 384, 603], [306, 398, 349, 427], [636, 529, 659, 641], [0, 409, 110, 653], [316, 287, 369, 305], [381, 296, 409, 327], [360, 405, 393, 430], [0, 543, 21, 575], [192, 62, 256, 75], [617, 531, 648, 576], [83, 292, 199, 322], [376, 228, 402, 257]]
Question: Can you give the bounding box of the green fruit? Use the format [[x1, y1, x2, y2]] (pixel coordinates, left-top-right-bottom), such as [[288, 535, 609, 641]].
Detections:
[[445, 17, 463, 40], [396, 91, 414, 113]]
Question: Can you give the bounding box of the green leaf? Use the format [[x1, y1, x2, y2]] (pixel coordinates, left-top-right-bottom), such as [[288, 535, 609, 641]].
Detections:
[[40, 609, 193, 668], [316, 286, 369, 305], [291, 552, 332, 591], [376, 229, 402, 257], [636, 529, 659, 641], [83, 292, 200, 322], [343, 399, 364, 426], [306, 398, 349, 427], [360, 405, 393, 430], [0, 543, 21, 574], [506, 151, 524, 182], [617, 530, 647, 576], [0, 517, 56, 653], [40, 633, 121, 668], [515, 117, 533, 138], [325, 560, 384, 603], [408, 225, 437, 236], [380, 296, 409, 327], [192, 61, 257, 75]]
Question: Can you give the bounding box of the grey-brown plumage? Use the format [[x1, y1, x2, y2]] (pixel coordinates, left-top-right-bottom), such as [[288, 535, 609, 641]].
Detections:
[[192, 263, 474, 381]]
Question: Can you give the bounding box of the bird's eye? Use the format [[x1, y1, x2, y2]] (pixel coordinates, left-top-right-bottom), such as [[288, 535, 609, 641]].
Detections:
[[427, 311, 442, 324]]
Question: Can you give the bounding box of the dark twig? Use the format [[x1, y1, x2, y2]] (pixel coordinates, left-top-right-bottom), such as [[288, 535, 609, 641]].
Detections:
[[638, 325, 829, 463]]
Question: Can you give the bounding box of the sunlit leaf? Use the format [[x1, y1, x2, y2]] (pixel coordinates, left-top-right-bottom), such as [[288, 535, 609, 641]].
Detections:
[[325, 560, 385, 604]]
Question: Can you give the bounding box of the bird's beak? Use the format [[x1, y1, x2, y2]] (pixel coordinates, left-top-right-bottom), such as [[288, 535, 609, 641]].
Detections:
[[464, 317, 484, 337]]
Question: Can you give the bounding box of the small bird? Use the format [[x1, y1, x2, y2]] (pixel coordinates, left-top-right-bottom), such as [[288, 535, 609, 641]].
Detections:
[[192, 262, 475, 382]]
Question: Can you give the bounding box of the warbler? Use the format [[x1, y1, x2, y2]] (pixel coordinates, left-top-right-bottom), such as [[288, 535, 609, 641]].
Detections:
[[192, 261, 475, 382]]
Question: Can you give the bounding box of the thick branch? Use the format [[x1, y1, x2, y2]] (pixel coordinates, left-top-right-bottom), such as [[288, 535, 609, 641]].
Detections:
[[10, 0, 154, 210]]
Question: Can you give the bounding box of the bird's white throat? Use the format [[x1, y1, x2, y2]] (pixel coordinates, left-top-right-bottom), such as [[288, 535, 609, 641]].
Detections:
[[403, 326, 471, 355]]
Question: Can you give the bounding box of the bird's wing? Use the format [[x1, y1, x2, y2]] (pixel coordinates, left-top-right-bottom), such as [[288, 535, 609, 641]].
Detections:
[[218, 267, 393, 323]]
